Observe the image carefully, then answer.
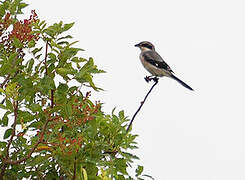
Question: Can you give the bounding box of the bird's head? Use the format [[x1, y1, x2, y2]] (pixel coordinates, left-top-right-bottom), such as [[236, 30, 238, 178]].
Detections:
[[135, 41, 155, 51]]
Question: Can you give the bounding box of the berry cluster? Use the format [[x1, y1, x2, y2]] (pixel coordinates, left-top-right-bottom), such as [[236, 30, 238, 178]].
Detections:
[[0, 10, 40, 56], [9, 10, 39, 43]]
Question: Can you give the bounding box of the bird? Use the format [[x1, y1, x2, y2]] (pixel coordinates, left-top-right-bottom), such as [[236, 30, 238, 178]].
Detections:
[[135, 41, 193, 91]]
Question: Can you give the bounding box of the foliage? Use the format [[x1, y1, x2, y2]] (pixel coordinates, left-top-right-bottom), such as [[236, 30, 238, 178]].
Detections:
[[0, 0, 153, 179]]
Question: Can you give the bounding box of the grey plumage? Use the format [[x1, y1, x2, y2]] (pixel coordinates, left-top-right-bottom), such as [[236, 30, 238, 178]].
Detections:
[[135, 41, 193, 91], [142, 51, 173, 73]]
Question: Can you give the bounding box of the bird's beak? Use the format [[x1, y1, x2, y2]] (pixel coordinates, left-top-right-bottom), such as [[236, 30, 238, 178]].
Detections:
[[135, 43, 140, 47]]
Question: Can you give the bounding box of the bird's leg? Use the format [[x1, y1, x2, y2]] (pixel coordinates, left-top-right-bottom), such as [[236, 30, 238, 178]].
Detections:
[[152, 76, 159, 83], [144, 76, 159, 83], [144, 76, 150, 83]]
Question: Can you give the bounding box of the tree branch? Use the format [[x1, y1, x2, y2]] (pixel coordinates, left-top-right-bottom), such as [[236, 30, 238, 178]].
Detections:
[[2, 42, 54, 165], [3, 85, 54, 165], [126, 77, 159, 133], [3, 117, 50, 165]]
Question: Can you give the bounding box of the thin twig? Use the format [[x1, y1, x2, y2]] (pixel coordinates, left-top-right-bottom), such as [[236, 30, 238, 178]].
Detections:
[[126, 77, 159, 133], [44, 41, 48, 76], [0, 74, 10, 88], [72, 157, 77, 180], [51, 89, 54, 108]]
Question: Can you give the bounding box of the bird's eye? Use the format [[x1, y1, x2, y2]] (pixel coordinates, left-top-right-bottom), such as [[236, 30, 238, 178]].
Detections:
[[142, 43, 153, 50]]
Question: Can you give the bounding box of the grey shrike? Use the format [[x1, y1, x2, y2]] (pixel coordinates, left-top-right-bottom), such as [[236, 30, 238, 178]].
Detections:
[[135, 41, 193, 91]]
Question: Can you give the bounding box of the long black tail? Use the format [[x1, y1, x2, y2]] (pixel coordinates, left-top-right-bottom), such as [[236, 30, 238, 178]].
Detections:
[[171, 74, 194, 91]]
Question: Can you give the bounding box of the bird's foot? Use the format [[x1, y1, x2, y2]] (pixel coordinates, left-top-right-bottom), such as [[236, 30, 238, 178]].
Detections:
[[152, 77, 159, 83], [144, 76, 159, 83], [144, 76, 151, 83]]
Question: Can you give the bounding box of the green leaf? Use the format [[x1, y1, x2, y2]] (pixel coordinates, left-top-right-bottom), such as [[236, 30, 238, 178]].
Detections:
[[0, 62, 12, 75], [90, 68, 106, 74], [0, 5, 5, 17], [56, 67, 76, 76], [29, 121, 42, 129], [85, 74, 100, 91], [117, 175, 126, 180], [6, 99, 13, 111], [32, 47, 42, 55], [2, 111, 11, 126], [2, 1, 10, 9], [63, 22, 75, 32], [47, 53, 57, 66], [18, 110, 34, 123], [19, 3, 28, 9], [16, 75, 34, 100], [28, 40, 36, 48], [68, 40, 80, 47], [57, 83, 68, 93], [55, 83, 68, 103], [13, 38, 23, 48], [84, 163, 98, 178], [81, 58, 94, 72], [9, 1, 17, 14], [119, 110, 125, 120], [57, 35, 73, 41], [37, 76, 56, 94], [45, 22, 60, 37], [45, 21, 75, 37], [27, 58, 34, 72], [115, 158, 128, 175], [48, 52, 56, 60], [58, 47, 83, 65], [0, 88, 4, 93], [38, 20, 47, 30], [28, 103, 42, 113], [0, 104, 7, 110], [71, 57, 87, 63], [0, 141, 7, 148], [136, 165, 144, 177], [39, 20, 46, 27], [4, 128, 13, 139], [57, 41, 69, 46], [47, 64, 55, 74], [62, 103, 72, 118], [17, 3, 28, 14], [8, 52, 17, 63], [81, 167, 88, 180], [75, 58, 105, 82], [87, 119, 97, 138]]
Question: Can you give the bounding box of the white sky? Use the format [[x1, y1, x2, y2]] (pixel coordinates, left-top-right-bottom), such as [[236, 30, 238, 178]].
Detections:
[[6, 0, 245, 179]]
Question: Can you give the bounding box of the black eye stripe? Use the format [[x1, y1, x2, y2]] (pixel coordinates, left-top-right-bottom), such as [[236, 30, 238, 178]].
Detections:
[[141, 43, 153, 49]]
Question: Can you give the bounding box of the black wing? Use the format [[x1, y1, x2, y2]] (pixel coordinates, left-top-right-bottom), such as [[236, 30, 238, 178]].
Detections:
[[142, 51, 173, 73]]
